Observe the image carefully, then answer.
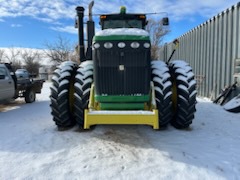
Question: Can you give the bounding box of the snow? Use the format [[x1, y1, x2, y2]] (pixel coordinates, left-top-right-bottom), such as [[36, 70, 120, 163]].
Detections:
[[176, 75, 187, 83], [171, 60, 189, 67], [74, 82, 83, 91], [89, 110, 154, 115], [178, 84, 188, 92], [96, 28, 149, 37], [0, 82, 240, 179], [58, 89, 68, 97]]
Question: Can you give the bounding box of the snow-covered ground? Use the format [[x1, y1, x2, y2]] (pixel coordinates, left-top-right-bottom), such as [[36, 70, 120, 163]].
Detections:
[[0, 82, 239, 179]]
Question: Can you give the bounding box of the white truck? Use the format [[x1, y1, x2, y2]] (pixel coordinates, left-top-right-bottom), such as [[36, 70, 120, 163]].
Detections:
[[0, 63, 44, 103]]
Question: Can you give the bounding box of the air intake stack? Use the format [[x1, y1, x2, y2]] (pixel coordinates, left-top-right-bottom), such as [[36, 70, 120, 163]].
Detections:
[[75, 6, 86, 61]]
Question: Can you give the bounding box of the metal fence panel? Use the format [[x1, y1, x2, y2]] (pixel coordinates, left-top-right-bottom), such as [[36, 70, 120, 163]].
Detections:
[[159, 3, 240, 98]]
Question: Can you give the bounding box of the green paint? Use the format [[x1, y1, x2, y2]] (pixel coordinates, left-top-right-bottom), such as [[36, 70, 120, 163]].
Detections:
[[100, 103, 145, 110], [95, 95, 150, 103], [93, 35, 150, 41]]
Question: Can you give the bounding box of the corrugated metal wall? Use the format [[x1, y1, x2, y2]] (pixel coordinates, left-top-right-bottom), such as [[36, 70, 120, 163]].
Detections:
[[159, 2, 240, 98]]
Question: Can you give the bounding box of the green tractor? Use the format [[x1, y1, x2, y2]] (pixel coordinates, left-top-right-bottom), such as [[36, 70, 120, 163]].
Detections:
[[50, 2, 197, 130]]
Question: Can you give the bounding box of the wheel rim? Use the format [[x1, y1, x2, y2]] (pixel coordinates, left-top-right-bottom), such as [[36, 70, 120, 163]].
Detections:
[[29, 91, 35, 101]]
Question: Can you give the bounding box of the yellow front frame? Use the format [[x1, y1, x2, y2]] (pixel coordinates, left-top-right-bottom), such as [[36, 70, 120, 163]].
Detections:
[[84, 109, 159, 129], [84, 83, 159, 130]]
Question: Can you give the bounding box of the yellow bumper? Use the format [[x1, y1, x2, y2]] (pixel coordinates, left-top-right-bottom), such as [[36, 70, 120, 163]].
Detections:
[[84, 109, 159, 129]]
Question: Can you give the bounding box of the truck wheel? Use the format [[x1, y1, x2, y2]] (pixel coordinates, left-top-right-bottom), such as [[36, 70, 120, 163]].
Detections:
[[74, 61, 93, 128], [57, 61, 78, 129], [169, 60, 197, 129], [25, 89, 36, 103], [151, 60, 172, 128]]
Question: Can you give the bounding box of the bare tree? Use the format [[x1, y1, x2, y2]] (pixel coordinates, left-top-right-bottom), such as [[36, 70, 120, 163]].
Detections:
[[146, 18, 170, 60], [69, 45, 80, 63], [5, 47, 21, 71], [0, 49, 5, 62], [21, 49, 41, 76], [44, 36, 77, 64]]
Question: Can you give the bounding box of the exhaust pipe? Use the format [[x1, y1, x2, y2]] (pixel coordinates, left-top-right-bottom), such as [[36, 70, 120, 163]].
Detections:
[[86, 1, 95, 60], [76, 6, 86, 62], [88, 1, 94, 21]]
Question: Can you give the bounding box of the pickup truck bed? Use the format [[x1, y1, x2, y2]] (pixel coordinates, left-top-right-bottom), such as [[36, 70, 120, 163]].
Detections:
[[0, 63, 45, 103], [16, 78, 45, 102]]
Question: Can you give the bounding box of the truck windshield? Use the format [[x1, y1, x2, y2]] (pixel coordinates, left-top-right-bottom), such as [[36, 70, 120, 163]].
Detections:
[[103, 20, 143, 29]]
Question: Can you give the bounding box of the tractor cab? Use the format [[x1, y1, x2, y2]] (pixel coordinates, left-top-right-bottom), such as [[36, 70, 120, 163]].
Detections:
[[100, 7, 147, 30]]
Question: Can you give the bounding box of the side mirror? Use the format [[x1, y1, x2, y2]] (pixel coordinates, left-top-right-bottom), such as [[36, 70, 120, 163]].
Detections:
[[0, 75, 5, 80], [162, 17, 169, 26]]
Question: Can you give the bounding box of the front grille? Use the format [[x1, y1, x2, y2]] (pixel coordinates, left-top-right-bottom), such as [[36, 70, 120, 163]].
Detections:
[[93, 40, 151, 96]]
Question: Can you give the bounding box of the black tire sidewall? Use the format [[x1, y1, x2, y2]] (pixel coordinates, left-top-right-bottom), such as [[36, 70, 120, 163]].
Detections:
[[25, 89, 36, 103]]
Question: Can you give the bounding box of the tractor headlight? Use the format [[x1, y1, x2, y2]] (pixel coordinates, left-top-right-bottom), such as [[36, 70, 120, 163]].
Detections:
[[143, 43, 150, 48], [130, 42, 140, 48], [118, 42, 126, 48], [104, 42, 113, 49], [93, 43, 100, 49]]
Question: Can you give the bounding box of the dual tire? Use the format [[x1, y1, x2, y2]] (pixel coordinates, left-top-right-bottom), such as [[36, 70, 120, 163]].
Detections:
[[152, 60, 197, 129], [50, 61, 93, 129]]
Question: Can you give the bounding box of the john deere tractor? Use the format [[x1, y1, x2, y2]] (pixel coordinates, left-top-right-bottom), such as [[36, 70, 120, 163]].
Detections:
[[50, 2, 197, 130]]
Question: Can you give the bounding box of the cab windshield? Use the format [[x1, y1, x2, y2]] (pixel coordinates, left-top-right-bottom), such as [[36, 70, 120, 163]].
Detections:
[[102, 20, 143, 29]]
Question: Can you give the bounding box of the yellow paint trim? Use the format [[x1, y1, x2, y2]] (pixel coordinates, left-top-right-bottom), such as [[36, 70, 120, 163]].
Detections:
[[83, 82, 159, 129], [84, 109, 159, 129], [88, 83, 95, 109]]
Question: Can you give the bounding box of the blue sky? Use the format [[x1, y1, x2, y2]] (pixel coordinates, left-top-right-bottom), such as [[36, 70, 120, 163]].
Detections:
[[0, 0, 239, 49]]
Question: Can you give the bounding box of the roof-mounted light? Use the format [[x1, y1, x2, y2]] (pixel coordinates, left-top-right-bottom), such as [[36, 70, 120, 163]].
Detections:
[[100, 15, 106, 19], [120, 6, 126, 14], [139, 15, 146, 19]]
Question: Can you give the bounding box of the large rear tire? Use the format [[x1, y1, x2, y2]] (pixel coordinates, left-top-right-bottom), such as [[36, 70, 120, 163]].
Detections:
[[169, 60, 197, 129], [50, 61, 78, 129], [74, 61, 93, 128], [151, 60, 172, 128]]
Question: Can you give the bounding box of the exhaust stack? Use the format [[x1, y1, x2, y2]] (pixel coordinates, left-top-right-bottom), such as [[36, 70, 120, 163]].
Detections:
[[86, 1, 95, 60], [76, 6, 86, 62]]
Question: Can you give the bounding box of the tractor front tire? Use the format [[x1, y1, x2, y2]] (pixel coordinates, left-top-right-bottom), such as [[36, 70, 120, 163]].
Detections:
[[74, 61, 93, 128], [169, 60, 197, 129], [50, 61, 78, 129], [151, 60, 173, 128], [50, 67, 61, 126]]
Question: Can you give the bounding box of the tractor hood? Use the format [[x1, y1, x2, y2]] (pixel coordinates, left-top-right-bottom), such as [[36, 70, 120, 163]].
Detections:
[[93, 28, 150, 41]]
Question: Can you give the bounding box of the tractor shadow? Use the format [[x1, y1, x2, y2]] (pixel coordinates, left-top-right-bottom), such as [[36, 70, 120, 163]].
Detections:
[[91, 100, 240, 176]]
